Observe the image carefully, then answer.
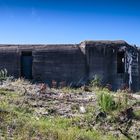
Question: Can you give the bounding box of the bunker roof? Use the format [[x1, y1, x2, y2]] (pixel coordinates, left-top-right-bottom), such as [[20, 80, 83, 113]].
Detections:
[[81, 40, 128, 46], [0, 40, 137, 51]]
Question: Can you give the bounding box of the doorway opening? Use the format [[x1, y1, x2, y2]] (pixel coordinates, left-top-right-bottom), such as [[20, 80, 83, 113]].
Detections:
[[117, 52, 125, 73], [21, 52, 32, 79]]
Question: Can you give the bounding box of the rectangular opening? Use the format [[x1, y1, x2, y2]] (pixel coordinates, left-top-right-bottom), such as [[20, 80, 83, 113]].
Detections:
[[117, 52, 125, 73], [21, 52, 32, 79]]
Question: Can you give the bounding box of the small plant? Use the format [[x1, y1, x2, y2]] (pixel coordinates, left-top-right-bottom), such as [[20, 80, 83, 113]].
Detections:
[[97, 91, 116, 113], [90, 75, 101, 87], [0, 68, 8, 81], [115, 92, 131, 111]]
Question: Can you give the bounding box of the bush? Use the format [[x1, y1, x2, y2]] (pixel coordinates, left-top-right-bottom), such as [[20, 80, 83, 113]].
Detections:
[[98, 90, 116, 113], [90, 75, 101, 87], [0, 69, 8, 81]]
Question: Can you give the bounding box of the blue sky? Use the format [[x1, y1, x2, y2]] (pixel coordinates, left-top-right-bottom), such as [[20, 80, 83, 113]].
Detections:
[[0, 0, 140, 45]]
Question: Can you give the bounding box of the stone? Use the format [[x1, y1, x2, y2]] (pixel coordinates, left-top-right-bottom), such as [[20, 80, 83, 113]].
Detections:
[[79, 105, 86, 114]]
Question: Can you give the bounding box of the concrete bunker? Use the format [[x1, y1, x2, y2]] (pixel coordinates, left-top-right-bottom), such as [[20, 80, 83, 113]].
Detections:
[[0, 40, 139, 91]]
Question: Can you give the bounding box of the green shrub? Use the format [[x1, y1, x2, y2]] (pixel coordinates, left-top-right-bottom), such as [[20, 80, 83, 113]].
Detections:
[[90, 75, 101, 87], [0, 68, 8, 81], [98, 91, 116, 113]]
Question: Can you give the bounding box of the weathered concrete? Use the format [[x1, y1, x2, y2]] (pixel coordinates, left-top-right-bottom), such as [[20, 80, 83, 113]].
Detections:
[[32, 45, 86, 86], [0, 40, 139, 91]]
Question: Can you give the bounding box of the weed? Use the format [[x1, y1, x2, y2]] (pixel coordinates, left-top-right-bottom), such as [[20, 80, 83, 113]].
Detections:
[[0, 69, 8, 81], [97, 90, 116, 113], [90, 75, 101, 87]]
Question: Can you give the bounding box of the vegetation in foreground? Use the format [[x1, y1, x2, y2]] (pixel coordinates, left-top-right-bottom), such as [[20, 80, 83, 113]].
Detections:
[[0, 77, 140, 139]]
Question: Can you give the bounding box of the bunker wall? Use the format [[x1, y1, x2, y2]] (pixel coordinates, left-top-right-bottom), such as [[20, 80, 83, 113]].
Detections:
[[0, 48, 20, 77], [32, 46, 87, 86]]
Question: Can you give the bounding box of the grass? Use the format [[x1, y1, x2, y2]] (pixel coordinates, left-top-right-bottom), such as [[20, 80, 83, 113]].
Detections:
[[97, 90, 116, 113], [0, 108, 118, 139], [133, 109, 140, 119], [0, 87, 136, 140]]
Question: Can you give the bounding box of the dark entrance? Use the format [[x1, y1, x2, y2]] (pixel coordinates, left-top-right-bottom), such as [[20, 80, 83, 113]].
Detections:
[[21, 52, 32, 79], [117, 52, 125, 73]]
